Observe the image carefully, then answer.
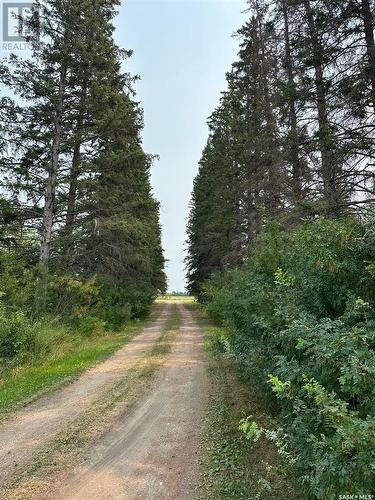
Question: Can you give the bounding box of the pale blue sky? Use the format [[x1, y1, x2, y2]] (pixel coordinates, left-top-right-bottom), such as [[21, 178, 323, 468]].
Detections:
[[115, 0, 247, 291]]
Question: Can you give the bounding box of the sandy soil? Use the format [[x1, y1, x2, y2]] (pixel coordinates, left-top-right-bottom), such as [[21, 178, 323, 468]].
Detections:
[[0, 303, 172, 487], [46, 304, 209, 500]]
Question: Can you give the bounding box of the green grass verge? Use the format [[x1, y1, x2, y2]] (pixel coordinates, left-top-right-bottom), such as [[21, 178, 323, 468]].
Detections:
[[191, 304, 301, 500], [0, 320, 146, 418]]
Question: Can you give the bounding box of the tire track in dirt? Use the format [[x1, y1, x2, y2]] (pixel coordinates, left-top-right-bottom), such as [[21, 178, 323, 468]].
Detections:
[[0, 302, 172, 487], [47, 303, 209, 500]]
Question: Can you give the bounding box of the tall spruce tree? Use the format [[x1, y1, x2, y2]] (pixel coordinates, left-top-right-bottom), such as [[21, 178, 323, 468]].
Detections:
[[186, 97, 242, 296], [233, 3, 284, 241], [0, 0, 166, 308], [187, 0, 375, 295]]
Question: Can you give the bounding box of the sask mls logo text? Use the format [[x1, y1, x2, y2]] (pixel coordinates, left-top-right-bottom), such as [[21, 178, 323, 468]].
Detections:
[[1, 2, 36, 50]]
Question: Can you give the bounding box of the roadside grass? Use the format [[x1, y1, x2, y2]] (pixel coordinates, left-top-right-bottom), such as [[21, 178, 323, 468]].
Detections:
[[190, 304, 301, 500], [0, 305, 182, 500], [0, 306, 165, 418]]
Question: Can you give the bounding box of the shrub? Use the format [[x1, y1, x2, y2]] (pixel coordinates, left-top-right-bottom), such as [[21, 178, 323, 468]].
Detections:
[[0, 251, 37, 312], [45, 275, 99, 317], [68, 315, 106, 337], [0, 304, 70, 362], [95, 279, 155, 329], [0, 306, 38, 359], [203, 218, 375, 497]]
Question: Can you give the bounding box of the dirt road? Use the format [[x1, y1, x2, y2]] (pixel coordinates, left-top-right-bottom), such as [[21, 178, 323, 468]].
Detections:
[[0, 302, 209, 499], [0, 303, 172, 487], [49, 304, 208, 499]]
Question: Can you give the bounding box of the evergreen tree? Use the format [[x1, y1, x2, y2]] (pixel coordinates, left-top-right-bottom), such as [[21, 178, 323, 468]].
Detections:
[[186, 99, 242, 296], [187, 0, 375, 294], [0, 0, 166, 312], [275, 0, 312, 210], [232, 4, 284, 240], [289, 0, 375, 213]]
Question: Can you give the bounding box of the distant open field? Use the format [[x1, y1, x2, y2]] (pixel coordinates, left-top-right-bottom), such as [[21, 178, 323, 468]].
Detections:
[[156, 295, 196, 303]]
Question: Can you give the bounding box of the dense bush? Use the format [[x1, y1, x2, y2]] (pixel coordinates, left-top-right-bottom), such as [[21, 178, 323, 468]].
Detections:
[[67, 315, 106, 337], [203, 218, 375, 498], [0, 305, 38, 359], [0, 251, 37, 312], [44, 275, 100, 317], [0, 249, 157, 366], [0, 303, 69, 362], [94, 279, 155, 330]]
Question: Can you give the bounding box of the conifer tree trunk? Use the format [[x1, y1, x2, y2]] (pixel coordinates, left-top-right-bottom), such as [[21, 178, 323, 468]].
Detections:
[[303, 0, 338, 216], [361, 0, 375, 113], [281, 0, 303, 204], [65, 138, 81, 230], [62, 133, 81, 266], [255, 6, 281, 215], [40, 65, 67, 266], [65, 87, 86, 236]]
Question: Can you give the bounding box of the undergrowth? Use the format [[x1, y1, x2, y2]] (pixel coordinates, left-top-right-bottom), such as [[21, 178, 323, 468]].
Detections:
[[0, 307, 163, 417], [192, 304, 300, 500], [202, 219, 375, 498]]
